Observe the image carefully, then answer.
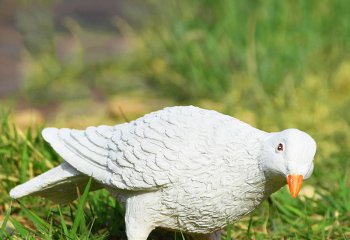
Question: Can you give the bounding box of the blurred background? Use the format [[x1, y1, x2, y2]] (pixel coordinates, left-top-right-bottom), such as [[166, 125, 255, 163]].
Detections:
[[1, 0, 350, 238], [1, 0, 350, 158]]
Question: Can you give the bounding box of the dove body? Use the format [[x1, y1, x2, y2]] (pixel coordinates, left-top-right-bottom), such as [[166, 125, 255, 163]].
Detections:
[[10, 106, 316, 240]]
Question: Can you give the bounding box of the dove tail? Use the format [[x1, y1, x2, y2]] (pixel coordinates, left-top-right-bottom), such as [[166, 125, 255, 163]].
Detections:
[[10, 125, 114, 203], [9, 162, 102, 204]]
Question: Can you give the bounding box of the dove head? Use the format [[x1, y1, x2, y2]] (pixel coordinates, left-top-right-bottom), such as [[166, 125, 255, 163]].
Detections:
[[260, 128, 316, 198]]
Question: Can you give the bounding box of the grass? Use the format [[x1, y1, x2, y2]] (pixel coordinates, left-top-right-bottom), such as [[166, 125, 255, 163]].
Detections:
[[0, 107, 350, 239], [132, 0, 350, 101], [1, 0, 350, 239]]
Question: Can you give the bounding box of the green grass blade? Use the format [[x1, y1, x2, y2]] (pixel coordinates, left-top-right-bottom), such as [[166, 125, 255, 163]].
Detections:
[[48, 216, 53, 239], [20, 144, 29, 183], [1, 202, 12, 231], [26, 127, 32, 141], [179, 230, 186, 240], [247, 215, 253, 238], [0, 202, 12, 239], [70, 177, 92, 237], [19, 202, 50, 234], [226, 224, 232, 240], [10, 217, 30, 238], [58, 206, 70, 238], [12, 122, 18, 142], [283, 204, 306, 218], [0, 229, 8, 240], [87, 216, 96, 238]]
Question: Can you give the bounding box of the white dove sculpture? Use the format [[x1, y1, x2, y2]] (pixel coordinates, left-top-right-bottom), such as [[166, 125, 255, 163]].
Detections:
[[10, 106, 316, 240]]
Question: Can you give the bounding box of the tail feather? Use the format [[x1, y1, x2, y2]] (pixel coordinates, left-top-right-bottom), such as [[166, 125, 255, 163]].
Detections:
[[10, 162, 102, 204]]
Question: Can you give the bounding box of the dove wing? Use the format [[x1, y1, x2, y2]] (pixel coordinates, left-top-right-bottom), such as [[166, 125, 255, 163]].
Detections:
[[42, 109, 186, 191], [42, 125, 116, 188], [41, 106, 259, 192]]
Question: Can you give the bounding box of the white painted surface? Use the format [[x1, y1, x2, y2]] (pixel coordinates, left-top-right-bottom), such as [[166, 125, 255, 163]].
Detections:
[[10, 106, 317, 239]]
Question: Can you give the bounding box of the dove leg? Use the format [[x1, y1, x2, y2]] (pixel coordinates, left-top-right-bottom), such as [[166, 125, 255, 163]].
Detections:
[[191, 230, 222, 240], [124, 194, 156, 240]]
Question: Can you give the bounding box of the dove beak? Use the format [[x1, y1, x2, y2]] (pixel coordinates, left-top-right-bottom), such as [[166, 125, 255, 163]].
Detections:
[[287, 174, 303, 198]]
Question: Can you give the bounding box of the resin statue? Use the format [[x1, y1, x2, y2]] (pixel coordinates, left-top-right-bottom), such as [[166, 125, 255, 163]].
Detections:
[[10, 106, 316, 240]]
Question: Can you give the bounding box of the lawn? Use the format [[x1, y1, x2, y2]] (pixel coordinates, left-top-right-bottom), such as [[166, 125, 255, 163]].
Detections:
[[1, 0, 350, 239]]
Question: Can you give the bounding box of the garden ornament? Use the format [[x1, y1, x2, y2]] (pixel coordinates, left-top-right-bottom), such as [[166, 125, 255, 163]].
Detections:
[[10, 106, 316, 240]]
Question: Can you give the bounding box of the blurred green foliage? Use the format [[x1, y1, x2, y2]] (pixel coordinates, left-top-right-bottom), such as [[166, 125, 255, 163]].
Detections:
[[136, 0, 350, 99], [20, 0, 350, 164], [21, 1, 350, 102]]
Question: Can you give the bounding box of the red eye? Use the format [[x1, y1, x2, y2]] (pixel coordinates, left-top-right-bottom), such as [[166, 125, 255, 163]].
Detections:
[[277, 143, 284, 151]]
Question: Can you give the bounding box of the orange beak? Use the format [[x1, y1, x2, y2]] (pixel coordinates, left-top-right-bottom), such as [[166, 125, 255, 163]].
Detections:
[[287, 174, 304, 198]]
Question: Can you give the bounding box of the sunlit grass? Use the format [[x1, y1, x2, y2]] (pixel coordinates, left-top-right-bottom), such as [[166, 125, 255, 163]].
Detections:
[[1, 0, 350, 239], [1, 107, 350, 239]]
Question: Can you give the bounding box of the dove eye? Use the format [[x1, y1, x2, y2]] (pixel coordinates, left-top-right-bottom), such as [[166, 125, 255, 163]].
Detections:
[[277, 143, 284, 152]]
